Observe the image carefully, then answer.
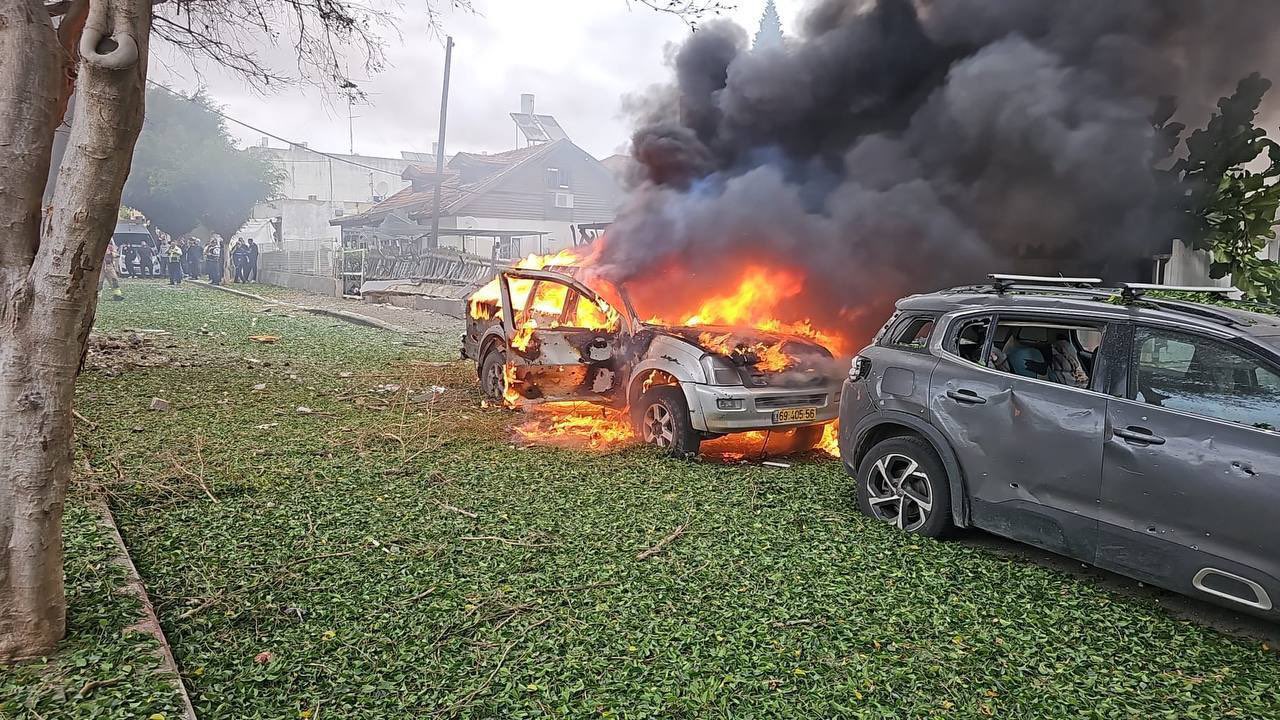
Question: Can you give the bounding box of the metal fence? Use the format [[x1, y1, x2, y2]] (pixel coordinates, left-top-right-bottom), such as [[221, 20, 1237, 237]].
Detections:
[[258, 240, 336, 276]]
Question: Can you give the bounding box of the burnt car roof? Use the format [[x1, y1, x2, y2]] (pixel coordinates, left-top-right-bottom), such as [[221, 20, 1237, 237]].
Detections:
[[895, 286, 1280, 344]]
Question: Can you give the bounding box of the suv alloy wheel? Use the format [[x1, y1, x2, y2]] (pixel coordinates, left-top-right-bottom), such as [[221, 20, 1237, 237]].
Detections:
[[857, 436, 952, 537]]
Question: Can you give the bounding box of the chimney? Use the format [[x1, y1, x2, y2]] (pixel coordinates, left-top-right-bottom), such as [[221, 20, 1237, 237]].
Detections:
[[520, 93, 535, 115]]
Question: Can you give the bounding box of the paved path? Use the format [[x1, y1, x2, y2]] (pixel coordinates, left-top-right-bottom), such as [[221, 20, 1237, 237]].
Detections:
[[194, 282, 466, 342]]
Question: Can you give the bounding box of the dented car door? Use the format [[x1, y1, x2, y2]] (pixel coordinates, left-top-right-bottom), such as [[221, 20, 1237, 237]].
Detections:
[[930, 312, 1108, 563], [499, 268, 627, 403], [1098, 324, 1280, 614]]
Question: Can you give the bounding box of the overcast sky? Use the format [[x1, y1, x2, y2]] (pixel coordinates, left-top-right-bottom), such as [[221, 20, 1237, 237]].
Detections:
[[149, 0, 803, 161]]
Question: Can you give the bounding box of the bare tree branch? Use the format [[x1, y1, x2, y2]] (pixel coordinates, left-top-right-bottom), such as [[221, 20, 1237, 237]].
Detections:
[[630, 0, 736, 28]]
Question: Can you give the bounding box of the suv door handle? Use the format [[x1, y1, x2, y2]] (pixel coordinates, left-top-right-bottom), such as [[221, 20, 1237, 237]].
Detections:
[[946, 389, 987, 405], [1115, 426, 1166, 445]]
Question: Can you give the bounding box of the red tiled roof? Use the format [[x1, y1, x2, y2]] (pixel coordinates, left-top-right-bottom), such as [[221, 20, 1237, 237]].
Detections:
[[334, 140, 563, 228]]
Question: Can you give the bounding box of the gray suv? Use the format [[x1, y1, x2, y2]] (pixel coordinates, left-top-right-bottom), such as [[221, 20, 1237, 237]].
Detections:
[[838, 275, 1280, 619]]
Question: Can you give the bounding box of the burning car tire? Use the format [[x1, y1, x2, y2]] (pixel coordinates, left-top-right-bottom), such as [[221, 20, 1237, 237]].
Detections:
[[856, 436, 951, 538], [633, 386, 701, 457], [479, 346, 508, 403], [779, 424, 825, 453]]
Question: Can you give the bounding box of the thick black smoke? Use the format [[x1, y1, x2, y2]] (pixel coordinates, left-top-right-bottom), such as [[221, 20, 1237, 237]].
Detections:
[[597, 0, 1280, 344]]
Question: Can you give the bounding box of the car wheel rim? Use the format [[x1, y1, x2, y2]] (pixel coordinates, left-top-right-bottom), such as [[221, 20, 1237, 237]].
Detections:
[[642, 403, 675, 447], [485, 360, 504, 399], [866, 452, 932, 532]]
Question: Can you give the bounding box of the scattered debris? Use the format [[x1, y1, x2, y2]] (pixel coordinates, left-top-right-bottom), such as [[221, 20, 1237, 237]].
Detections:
[[339, 371, 353, 378], [296, 406, 314, 414], [762, 461, 792, 469], [410, 386, 448, 403], [253, 651, 274, 664], [84, 333, 172, 375], [255, 422, 279, 430], [148, 398, 171, 412], [252, 383, 267, 391], [248, 335, 281, 343]]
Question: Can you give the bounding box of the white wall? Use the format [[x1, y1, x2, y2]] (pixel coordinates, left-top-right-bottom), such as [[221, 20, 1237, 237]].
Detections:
[[256, 145, 410, 203], [246, 145, 414, 260], [1164, 238, 1280, 286]]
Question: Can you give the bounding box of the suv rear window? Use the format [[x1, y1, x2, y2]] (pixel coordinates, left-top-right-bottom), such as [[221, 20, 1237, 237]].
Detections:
[[885, 315, 936, 350]]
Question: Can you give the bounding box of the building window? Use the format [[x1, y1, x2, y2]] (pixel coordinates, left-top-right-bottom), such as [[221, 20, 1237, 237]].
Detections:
[[546, 167, 570, 189]]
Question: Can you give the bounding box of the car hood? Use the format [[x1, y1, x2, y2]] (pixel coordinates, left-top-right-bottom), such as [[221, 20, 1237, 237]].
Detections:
[[648, 325, 829, 356]]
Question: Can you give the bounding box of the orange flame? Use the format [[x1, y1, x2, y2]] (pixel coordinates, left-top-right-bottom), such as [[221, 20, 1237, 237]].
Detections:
[[467, 249, 586, 320], [512, 402, 634, 449], [652, 266, 847, 356], [818, 422, 840, 457], [697, 331, 794, 372]]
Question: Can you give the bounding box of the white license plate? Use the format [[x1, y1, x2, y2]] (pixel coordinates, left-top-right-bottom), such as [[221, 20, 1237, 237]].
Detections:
[[773, 407, 817, 424]]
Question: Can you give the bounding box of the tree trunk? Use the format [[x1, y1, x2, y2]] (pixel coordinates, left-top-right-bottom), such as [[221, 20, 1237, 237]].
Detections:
[[0, 0, 150, 663]]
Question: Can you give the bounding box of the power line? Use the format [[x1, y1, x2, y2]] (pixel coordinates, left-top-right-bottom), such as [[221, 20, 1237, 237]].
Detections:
[[145, 80, 410, 178]]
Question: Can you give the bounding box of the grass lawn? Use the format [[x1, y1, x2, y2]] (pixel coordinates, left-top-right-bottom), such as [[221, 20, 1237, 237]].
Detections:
[[35, 281, 1280, 718], [0, 500, 185, 719]]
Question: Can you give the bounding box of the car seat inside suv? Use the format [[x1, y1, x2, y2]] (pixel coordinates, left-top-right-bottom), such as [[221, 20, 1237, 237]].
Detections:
[[1003, 326, 1050, 377]]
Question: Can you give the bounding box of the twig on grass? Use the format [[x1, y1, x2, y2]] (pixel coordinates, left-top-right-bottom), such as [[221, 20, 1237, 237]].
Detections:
[[78, 675, 124, 697], [532, 581, 620, 594], [435, 500, 478, 518], [168, 448, 219, 504], [432, 615, 552, 716], [72, 409, 98, 430], [176, 594, 223, 621], [398, 586, 438, 605], [460, 535, 554, 548], [283, 550, 358, 569], [636, 520, 689, 561]]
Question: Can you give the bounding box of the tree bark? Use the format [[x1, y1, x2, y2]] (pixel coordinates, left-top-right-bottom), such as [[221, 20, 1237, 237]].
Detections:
[[0, 0, 150, 663]]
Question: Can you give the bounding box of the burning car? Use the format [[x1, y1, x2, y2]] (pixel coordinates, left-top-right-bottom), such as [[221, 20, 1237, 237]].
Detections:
[[462, 257, 844, 456]]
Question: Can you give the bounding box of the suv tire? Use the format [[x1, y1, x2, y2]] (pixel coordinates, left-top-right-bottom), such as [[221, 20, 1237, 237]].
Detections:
[[857, 436, 951, 537], [479, 346, 508, 403], [633, 386, 701, 457]]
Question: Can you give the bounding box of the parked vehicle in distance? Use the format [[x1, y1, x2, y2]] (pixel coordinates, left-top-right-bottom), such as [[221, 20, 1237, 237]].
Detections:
[[463, 266, 843, 456], [839, 274, 1280, 619], [112, 221, 156, 274]]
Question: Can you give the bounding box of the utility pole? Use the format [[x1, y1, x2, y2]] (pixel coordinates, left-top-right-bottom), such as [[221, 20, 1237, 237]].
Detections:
[[429, 36, 454, 252], [347, 96, 355, 155]]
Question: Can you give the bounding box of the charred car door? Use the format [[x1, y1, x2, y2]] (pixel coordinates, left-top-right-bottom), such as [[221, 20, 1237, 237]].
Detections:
[[1099, 324, 1280, 615], [931, 312, 1113, 563], [499, 268, 628, 403]]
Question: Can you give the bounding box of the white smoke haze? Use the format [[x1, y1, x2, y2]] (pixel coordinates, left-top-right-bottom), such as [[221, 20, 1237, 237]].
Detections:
[[599, 0, 1280, 342]]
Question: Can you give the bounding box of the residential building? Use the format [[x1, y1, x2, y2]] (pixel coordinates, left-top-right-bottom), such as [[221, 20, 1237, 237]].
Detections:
[[333, 137, 623, 269]]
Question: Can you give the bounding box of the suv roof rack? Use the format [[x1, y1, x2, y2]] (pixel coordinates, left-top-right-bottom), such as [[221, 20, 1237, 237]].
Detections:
[[986, 273, 1105, 297], [959, 276, 1253, 329], [1116, 282, 1242, 301], [988, 274, 1102, 291]]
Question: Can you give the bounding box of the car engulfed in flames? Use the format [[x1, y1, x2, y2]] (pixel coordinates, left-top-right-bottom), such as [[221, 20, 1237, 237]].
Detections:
[[462, 249, 846, 457]]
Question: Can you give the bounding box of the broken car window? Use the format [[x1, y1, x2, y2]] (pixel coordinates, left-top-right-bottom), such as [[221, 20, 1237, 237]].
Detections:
[[989, 319, 1102, 389], [948, 316, 991, 365], [520, 280, 570, 327], [1134, 327, 1280, 431], [887, 316, 935, 350], [563, 290, 613, 330]]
